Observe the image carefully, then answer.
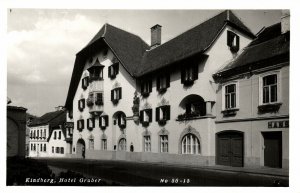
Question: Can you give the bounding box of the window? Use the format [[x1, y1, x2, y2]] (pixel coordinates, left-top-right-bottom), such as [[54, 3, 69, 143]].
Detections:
[[54, 131, 57, 140], [77, 119, 84, 131], [141, 80, 152, 97], [37, 130, 39, 138], [227, 30, 240, 52], [87, 118, 95, 130], [88, 66, 103, 82], [160, 135, 168, 153], [82, 76, 89, 90], [181, 64, 198, 85], [117, 114, 126, 128], [225, 84, 237, 109], [52, 146, 54, 153], [56, 147, 60, 154], [111, 88, 122, 103], [43, 129, 46, 138], [78, 98, 85, 111], [108, 63, 119, 79], [100, 115, 109, 128], [140, 109, 152, 126], [101, 139, 107, 150], [95, 92, 103, 105], [40, 144, 43, 151], [118, 138, 126, 151], [156, 105, 170, 125], [87, 93, 94, 107], [262, 74, 278, 104], [31, 144, 33, 151], [60, 147, 64, 154], [103, 49, 108, 59], [89, 139, 94, 150], [144, 136, 151, 152], [44, 144, 46, 152], [156, 74, 170, 92], [58, 131, 61, 139], [181, 134, 200, 154]]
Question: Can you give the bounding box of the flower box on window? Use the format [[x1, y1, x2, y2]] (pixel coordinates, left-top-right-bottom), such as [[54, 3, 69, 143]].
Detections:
[[258, 103, 282, 113], [221, 108, 239, 116]]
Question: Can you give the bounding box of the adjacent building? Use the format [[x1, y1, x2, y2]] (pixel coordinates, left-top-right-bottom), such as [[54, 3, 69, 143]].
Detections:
[[213, 11, 289, 168], [28, 107, 70, 157]]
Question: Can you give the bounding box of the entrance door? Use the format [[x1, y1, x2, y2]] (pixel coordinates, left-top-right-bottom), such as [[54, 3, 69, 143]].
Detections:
[[76, 139, 86, 158], [263, 132, 282, 168], [217, 131, 244, 167]]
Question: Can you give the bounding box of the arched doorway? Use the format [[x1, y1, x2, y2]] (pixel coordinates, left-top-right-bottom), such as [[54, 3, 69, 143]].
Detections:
[[118, 138, 126, 151], [216, 131, 244, 167], [76, 138, 86, 158]]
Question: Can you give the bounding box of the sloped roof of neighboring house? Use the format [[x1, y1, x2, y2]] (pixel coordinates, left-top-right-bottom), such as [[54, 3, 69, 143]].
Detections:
[[214, 22, 289, 78], [137, 10, 255, 76], [65, 10, 255, 109], [29, 110, 66, 127], [48, 126, 67, 142]]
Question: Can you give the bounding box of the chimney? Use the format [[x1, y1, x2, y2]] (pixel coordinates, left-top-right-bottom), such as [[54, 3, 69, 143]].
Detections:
[[55, 106, 64, 111], [281, 10, 290, 34], [151, 24, 162, 48]]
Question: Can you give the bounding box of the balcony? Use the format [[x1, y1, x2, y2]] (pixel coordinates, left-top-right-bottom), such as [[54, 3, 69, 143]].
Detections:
[[89, 105, 103, 116]]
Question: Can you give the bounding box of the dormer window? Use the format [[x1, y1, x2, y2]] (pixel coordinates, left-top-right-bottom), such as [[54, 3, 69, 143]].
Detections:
[[88, 66, 103, 82], [140, 109, 152, 127], [181, 64, 198, 86], [157, 73, 170, 93], [77, 119, 84, 131], [108, 63, 119, 79], [100, 115, 109, 128], [78, 99, 85, 112], [87, 118, 95, 130], [103, 49, 108, 59], [111, 87, 122, 104], [82, 77, 89, 90], [156, 105, 170, 125], [227, 31, 240, 52], [141, 79, 152, 97]]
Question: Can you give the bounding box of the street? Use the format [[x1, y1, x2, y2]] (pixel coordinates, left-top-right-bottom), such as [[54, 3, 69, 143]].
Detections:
[[36, 158, 288, 186]]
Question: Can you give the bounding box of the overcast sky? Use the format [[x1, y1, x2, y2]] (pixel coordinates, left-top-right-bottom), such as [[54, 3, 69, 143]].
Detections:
[[7, 9, 282, 116]]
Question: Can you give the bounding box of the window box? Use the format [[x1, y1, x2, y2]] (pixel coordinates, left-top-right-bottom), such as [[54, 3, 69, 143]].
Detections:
[[156, 105, 170, 125], [227, 31, 240, 52], [258, 103, 282, 113], [221, 108, 239, 116], [108, 62, 119, 79], [177, 112, 201, 121], [82, 77, 89, 90]]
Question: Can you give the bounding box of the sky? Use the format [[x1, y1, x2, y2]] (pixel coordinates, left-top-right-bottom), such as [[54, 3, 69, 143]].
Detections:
[[7, 9, 283, 116]]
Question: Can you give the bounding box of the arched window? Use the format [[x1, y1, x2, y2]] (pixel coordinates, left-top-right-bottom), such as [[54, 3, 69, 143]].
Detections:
[[118, 138, 126, 151], [181, 134, 200, 154]]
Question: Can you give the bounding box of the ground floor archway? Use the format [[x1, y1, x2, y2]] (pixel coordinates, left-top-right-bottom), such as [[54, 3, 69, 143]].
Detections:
[[76, 138, 86, 158]]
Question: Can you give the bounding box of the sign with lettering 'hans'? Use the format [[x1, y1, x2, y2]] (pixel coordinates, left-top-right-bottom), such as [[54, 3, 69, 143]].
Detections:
[[268, 120, 289, 128]]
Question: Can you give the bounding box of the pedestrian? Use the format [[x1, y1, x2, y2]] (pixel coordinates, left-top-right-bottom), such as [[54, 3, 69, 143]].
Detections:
[[82, 146, 85, 159]]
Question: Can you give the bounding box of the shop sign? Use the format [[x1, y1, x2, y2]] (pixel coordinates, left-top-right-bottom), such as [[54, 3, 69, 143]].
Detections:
[[268, 120, 289, 128]]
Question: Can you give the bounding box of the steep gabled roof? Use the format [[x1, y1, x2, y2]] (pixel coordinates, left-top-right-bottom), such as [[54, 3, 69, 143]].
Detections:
[[29, 110, 66, 127], [136, 10, 255, 76], [215, 23, 289, 77]]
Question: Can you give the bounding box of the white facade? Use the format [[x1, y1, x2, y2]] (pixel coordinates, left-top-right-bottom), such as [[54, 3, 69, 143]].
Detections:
[[48, 128, 68, 157], [28, 125, 49, 157]]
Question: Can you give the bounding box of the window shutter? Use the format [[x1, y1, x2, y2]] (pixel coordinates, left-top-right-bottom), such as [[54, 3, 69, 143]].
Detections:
[[181, 67, 185, 84], [193, 63, 198, 80], [119, 87, 122, 99], [166, 105, 171, 120], [82, 79, 84, 89], [166, 74, 170, 88], [111, 90, 114, 101], [108, 66, 111, 78], [78, 100, 80, 110], [118, 115, 121, 125], [87, 118, 90, 128], [82, 99, 85, 109], [124, 117, 127, 127], [227, 31, 233, 46], [105, 116, 109, 127], [156, 107, 159, 121], [149, 109, 153, 122], [92, 118, 95, 128], [115, 63, 119, 75], [236, 35, 240, 51], [149, 80, 152, 92], [156, 76, 160, 91], [140, 110, 144, 123]]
